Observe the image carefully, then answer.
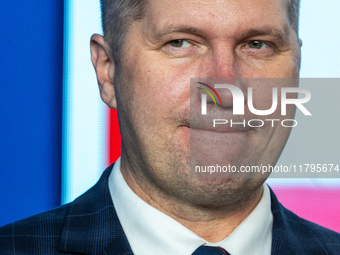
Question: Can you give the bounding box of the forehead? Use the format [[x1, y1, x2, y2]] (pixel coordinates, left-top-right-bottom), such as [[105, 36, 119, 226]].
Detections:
[[143, 0, 290, 39]]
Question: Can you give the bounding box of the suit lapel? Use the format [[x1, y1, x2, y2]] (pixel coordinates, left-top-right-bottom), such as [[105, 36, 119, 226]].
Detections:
[[269, 187, 298, 255], [58, 164, 134, 255], [97, 236, 134, 255]]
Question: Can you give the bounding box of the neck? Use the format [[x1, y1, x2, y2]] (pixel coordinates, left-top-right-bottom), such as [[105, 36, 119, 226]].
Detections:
[[120, 156, 264, 242]]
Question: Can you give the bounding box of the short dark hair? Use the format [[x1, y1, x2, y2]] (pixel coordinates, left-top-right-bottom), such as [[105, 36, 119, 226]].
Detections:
[[100, 0, 300, 61], [100, 0, 147, 63], [287, 0, 301, 34]]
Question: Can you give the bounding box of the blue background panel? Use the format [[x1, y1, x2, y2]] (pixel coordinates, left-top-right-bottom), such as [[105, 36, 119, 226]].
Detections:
[[0, 1, 64, 227]]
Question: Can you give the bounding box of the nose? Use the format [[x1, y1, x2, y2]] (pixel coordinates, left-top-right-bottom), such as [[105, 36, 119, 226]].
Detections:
[[211, 47, 238, 79], [197, 45, 247, 109]]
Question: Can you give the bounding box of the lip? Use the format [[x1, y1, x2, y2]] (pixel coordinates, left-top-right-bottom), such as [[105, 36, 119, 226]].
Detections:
[[182, 124, 253, 134], [182, 125, 252, 154]]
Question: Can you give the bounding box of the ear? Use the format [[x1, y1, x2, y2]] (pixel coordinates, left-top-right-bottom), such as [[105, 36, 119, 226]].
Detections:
[[90, 34, 117, 109]]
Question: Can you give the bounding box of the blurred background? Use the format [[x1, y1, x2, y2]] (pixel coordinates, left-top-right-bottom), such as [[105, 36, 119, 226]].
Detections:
[[0, 0, 339, 231]]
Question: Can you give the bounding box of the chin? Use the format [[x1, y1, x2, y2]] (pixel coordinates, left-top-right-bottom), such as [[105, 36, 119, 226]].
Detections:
[[178, 177, 264, 208]]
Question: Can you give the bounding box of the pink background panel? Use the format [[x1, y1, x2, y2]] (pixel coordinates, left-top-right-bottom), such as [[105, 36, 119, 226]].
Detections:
[[272, 187, 340, 233]]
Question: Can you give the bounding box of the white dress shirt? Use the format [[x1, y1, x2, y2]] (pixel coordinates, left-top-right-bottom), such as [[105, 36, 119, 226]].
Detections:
[[109, 158, 273, 255]]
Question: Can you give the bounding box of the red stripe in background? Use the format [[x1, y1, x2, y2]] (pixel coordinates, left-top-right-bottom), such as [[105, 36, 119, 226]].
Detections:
[[108, 108, 121, 166], [272, 187, 340, 233]]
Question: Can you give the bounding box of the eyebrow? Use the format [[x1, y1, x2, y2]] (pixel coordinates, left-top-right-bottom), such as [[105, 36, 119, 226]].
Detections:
[[152, 25, 207, 42], [238, 27, 289, 45]]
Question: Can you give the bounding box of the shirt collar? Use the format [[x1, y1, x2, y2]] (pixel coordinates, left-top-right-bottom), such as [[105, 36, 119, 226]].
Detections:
[[109, 158, 272, 255], [212, 181, 273, 255]]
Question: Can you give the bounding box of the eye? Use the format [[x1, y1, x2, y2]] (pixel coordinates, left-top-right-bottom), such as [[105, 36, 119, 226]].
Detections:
[[169, 39, 192, 48], [241, 40, 276, 58], [247, 41, 269, 49], [163, 39, 200, 57]]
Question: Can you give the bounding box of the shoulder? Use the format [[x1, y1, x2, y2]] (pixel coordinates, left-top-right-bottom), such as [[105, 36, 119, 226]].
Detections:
[[281, 206, 340, 254], [280, 203, 340, 235], [0, 203, 71, 254], [270, 187, 340, 254], [0, 164, 117, 255]]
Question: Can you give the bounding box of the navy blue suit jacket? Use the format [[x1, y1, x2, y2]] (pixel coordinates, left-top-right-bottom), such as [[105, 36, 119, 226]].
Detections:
[[1, 164, 340, 254]]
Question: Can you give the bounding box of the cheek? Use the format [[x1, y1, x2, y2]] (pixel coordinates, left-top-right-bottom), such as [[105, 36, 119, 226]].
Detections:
[[239, 51, 301, 79], [130, 63, 193, 117], [245, 75, 300, 111], [265, 55, 301, 78]]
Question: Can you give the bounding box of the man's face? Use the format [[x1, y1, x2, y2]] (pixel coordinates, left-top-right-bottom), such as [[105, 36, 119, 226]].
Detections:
[[113, 0, 301, 207]]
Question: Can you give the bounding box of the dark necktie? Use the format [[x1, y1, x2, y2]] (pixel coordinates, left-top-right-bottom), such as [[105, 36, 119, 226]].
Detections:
[[192, 246, 230, 255]]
